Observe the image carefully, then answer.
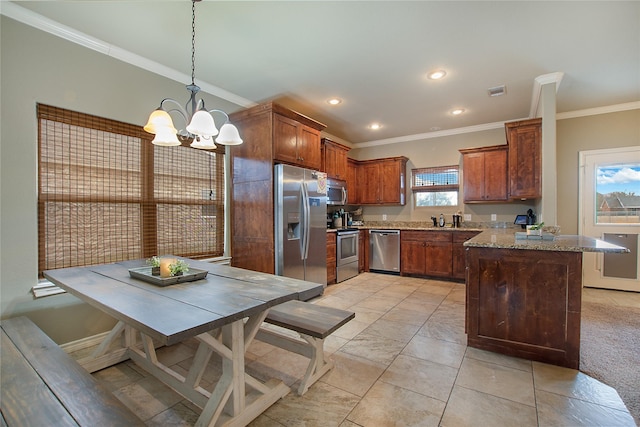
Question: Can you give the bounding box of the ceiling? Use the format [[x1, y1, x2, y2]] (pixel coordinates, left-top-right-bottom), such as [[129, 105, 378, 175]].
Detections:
[[5, 1, 640, 146]]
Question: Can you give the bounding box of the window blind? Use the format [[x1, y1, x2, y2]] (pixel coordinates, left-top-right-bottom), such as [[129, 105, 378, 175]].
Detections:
[[37, 104, 225, 275], [411, 165, 459, 192]]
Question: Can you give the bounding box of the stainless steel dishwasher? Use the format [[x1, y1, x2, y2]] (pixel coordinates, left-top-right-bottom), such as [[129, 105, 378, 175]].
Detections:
[[369, 230, 400, 274]]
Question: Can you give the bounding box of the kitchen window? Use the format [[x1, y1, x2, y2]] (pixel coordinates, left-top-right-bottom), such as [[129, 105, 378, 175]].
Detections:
[[37, 104, 225, 276], [411, 165, 459, 207]]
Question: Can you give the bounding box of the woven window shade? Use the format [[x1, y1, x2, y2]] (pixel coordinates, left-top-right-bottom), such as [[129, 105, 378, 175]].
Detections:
[[37, 104, 224, 275], [411, 165, 459, 192]]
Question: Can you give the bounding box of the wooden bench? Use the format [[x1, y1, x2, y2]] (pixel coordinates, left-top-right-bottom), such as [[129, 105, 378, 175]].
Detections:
[[1, 316, 144, 427], [255, 300, 355, 396]]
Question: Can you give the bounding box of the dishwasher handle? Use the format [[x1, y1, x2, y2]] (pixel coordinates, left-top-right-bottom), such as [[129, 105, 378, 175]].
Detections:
[[369, 229, 400, 236]]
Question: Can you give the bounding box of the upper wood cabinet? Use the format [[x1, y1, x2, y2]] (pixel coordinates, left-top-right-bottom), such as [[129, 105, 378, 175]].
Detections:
[[321, 138, 350, 180], [346, 158, 359, 204], [459, 145, 508, 203], [273, 114, 322, 170], [356, 157, 408, 205], [505, 118, 542, 200]]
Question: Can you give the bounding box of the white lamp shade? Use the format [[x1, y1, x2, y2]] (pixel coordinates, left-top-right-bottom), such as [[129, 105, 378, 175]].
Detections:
[[190, 137, 217, 149], [186, 110, 218, 137], [151, 126, 181, 146], [144, 109, 177, 134], [215, 123, 243, 145]]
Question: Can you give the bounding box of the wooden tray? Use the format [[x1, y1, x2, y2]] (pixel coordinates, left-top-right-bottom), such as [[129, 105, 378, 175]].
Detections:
[[128, 266, 208, 286]]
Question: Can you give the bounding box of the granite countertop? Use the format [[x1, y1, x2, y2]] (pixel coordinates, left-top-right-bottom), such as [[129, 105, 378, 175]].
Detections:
[[327, 221, 484, 233], [464, 229, 629, 253]]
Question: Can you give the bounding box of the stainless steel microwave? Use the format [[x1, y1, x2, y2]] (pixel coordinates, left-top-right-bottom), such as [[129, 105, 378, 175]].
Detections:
[[326, 178, 347, 205]]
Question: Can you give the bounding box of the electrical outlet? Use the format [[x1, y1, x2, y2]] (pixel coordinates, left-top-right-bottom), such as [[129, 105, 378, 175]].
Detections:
[[464, 214, 472, 221], [382, 214, 387, 221], [491, 214, 497, 221]]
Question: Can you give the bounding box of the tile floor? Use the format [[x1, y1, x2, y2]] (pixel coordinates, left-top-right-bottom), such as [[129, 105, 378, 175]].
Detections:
[[89, 273, 640, 426]]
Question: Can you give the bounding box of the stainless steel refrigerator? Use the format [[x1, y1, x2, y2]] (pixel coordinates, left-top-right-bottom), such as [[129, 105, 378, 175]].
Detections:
[[275, 164, 327, 286]]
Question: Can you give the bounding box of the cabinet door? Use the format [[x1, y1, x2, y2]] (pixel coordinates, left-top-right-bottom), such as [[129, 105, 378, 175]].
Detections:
[[507, 119, 542, 199], [425, 233, 453, 277], [401, 238, 426, 275], [462, 152, 485, 202], [484, 149, 508, 201], [359, 163, 380, 204], [379, 159, 405, 204], [347, 159, 359, 204], [452, 231, 480, 279], [335, 147, 348, 180], [323, 142, 338, 178], [273, 114, 300, 165], [298, 125, 321, 170], [327, 232, 337, 284]]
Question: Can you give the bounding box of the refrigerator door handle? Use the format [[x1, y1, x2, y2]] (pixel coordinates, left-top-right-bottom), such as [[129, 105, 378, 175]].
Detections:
[[301, 182, 311, 261]]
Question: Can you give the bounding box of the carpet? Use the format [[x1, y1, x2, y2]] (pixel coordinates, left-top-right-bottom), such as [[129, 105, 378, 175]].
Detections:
[[580, 301, 640, 424]]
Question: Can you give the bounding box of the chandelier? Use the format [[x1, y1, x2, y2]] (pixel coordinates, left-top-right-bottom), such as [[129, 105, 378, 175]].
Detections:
[[143, 0, 242, 148]]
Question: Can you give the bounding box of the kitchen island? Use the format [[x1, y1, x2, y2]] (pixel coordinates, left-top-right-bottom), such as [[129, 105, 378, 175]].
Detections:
[[464, 230, 629, 369]]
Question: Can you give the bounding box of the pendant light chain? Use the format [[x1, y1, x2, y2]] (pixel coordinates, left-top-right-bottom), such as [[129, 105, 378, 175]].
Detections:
[[191, 0, 197, 86]]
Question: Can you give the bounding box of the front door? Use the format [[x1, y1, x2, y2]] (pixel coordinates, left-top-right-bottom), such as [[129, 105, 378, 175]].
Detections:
[[579, 147, 640, 291]]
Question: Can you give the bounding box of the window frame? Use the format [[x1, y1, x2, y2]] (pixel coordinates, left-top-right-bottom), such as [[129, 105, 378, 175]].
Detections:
[[411, 165, 460, 207]]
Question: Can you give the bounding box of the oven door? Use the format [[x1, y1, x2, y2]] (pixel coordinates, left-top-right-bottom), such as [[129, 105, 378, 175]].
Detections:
[[337, 231, 359, 266]]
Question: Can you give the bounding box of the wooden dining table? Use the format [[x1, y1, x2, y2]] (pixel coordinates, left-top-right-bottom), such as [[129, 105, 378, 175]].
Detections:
[[44, 258, 324, 427]]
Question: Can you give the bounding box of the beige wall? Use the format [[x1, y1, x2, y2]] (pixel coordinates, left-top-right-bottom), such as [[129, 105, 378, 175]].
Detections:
[[556, 109, 640, 234], [0, 17, 238, 343]]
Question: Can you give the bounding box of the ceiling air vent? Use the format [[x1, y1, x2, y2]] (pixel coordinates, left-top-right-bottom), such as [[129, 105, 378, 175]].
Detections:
[[488, 85, 506, 97]]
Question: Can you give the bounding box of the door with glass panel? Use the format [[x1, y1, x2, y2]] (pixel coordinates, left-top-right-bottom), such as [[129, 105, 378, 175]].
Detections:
[[579, 147, 640, 291]]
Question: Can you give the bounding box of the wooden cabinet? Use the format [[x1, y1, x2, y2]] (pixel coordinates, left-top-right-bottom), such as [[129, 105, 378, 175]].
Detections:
[[321, 138, 350, 180], [400, 231, 453, 278], [466, 246, 582, 369], [346, 158, 359, 205], [228, 102, 325, 273], [273, 114, 322, 170], [459, 145, 508, 203], [452, 231, 480, 279], [327, 232, 337, 285], [357, 157, 408, 205], [359, 230, 368, 272], [506, 118, 542, 200]]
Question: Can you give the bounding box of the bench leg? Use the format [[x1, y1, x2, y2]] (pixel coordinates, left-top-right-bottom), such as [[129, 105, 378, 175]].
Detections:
[[297, 334, 334, 396]]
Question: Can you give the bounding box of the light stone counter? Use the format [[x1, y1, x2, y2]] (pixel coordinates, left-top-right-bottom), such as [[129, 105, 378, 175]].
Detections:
[[464, 229, 629, 253]]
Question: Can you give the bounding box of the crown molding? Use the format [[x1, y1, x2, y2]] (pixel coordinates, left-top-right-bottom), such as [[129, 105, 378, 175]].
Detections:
[[529, 72, 565, 118], [556, 101, 640, 120], [0, 2, 255, 109]]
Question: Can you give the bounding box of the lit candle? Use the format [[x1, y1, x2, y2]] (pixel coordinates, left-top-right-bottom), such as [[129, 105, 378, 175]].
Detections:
[[160, 257, 176, 278]]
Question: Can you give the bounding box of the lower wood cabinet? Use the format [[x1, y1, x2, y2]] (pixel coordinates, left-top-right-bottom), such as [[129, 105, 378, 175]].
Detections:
[[401, 231, 453, 278], [327, 232, 336, 285], [452, 231, 481, 279], [401, 230, 480, 280]]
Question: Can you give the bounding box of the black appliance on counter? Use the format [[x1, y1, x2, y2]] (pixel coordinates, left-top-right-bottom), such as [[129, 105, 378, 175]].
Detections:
[[514, 209, 537, 229]]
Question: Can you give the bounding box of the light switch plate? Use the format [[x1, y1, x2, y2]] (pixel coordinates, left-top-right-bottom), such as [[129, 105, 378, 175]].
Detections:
[[464, 214, 472, 221], [382, 214, 387, 220]]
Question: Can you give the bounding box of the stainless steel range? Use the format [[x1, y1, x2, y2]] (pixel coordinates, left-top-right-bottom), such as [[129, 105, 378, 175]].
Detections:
[[336, 229, 359, 282]]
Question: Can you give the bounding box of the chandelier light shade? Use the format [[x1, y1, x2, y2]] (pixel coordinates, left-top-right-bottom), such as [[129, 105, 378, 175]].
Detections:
[[144, 0, 243, 148]]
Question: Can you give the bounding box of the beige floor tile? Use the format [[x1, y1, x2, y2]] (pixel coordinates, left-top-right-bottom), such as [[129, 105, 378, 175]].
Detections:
[[320, 350, 387, 397], [340, 332, 406, 365], [92, 362, 144, 392], [455, 357, 536, 406], [402, 334, 466, 369], [362, 318, 421, 344], [146, 402, 200, 427], [532, 361, 628, 411], [380, 354, 458, 402], [247, 346, 309, 388], [262, 381, 360, 427], [331, 318, 370, 340], [113, 375, 185, 421], [441, 385, 538, 427], [417, 316, 467, 345], [381, 305, 433, 326], [353, 295, 402, 312], [347, 380, 446, 427], [536, 389, 637, 427], [464, 346, 532, 372], [349, 305, 386, 325]]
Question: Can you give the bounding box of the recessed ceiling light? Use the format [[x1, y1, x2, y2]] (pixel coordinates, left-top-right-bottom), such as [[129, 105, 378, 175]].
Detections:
[[327, 98, 342, 105], [369, 123, 382, 130], [451, 108, 465, 116], [427, 70, 447, 80]]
